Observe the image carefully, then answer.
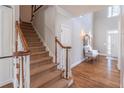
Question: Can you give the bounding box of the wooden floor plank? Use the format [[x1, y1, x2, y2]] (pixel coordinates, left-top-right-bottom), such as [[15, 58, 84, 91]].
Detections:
[[72, 56, 120, 88]]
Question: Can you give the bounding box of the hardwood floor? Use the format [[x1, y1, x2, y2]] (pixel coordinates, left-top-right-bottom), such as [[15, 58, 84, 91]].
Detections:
[[72, 56, 120, 88]]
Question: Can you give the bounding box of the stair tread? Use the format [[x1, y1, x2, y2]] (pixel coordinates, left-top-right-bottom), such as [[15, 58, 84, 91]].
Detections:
[[47, 79, 68, 88], [31, 70, 62, 88], [30, 63, 56, 76], [30, 56, 52, 64], [30, 46, 45, 49], [28, 42, 43, 44], [31, 51, 48, 55]]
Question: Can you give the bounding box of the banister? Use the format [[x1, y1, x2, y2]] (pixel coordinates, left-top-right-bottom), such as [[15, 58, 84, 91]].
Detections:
[[31, 5, 43, 21], [16, 21, 30, 53], [55, 37, 71, 49], [14, 21, 30, 88], [55, 36, 71, 79], [33, 5, 43, 13], [0, 55, 13, 59]]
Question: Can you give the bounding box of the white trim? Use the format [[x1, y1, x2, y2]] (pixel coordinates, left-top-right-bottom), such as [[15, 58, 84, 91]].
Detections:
[[98, 53, 107, 56], [0, 79, 13, 87], [32, 24, 55, 62], [71, 58, 85, 68]]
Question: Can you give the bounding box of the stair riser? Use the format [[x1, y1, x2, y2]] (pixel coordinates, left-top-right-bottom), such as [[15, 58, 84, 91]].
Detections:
[[22, 30, 36, 34], [41, 74, 62, 88], [29, 43, 43, 47], [24, 32, 37, 35], [30, 59, 53, 68], [21, 25, 32, 28], [21, 24, 32, 27], [20, 22, 32, 26], [31, 53, 49, 60], [22, 28, 36, 33], [30, 47, 46, 53], [26, 37, 40, 41], [21, 26, 34, 30], [27, 38, 40, 42], [31, 66, 57, 77]]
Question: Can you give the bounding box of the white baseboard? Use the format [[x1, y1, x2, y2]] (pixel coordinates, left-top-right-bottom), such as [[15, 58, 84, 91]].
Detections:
[[71, 58, 85, 68], [32, 23, 55, 62], [99, 53, 107, 56], [0, 79, 13, 87]]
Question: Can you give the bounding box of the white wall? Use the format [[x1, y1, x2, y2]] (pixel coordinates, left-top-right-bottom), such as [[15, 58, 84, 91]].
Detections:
[[20, 5, 31, 22], [0, 6, 15, 86], [120, 5, 124, 88], [71, 13, 93, 67], [15, 5, 20, 21], [93, 7, 119, 57]]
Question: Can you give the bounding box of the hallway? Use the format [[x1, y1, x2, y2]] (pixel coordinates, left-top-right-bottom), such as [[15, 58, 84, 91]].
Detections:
[[72, 56, 120, 88]]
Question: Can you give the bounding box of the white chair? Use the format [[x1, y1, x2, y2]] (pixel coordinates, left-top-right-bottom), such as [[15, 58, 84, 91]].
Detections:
[[83, 34, 99, 62]]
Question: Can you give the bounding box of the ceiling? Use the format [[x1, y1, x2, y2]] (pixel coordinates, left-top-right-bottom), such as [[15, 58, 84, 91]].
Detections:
[[59, 5, 108, 16]]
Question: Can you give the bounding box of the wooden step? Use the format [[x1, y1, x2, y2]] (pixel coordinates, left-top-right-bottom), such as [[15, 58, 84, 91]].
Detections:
[[21, 22, 32, 25], [26, 38, 41, 42], [30, 46, 46, 53], [30, 56, 53, 66], [22, 29, 36, 33], [28, 42, 43, 47], [30, 63, 57, 76], [26, 37, 40, 41], [27, 39, 41, 43], [22, 29, 35, 32], [31, 51, 49, 60], [21, 26, 34, 30], [46, 79, 69, 88], [20, 24, 32, 28], [31, 70, 62, 88], [21, 24, 33, 28], [24, 32, 37, 35]]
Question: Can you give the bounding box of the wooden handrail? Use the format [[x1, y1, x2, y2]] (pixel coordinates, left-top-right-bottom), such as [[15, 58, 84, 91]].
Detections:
[[55, 37, 71, 79], [33, 5, 43, 13], [0, 55, 13, 59], [31, 5, 43, 21], [55, 37, 71, 49], [16, 21, 30, 53]]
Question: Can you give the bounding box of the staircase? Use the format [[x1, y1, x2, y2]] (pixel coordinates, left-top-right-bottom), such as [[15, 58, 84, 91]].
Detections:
[[20, 22, 72, 88]]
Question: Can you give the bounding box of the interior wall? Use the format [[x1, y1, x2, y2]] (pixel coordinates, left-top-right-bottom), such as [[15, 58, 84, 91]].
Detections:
[[120, 6, 124, 88], [20, 5, 31, 22], [0, 6, 15, 86], [15, 5, 20, 21], [71, 13, 93, 67], [93, 7, 119, 57]]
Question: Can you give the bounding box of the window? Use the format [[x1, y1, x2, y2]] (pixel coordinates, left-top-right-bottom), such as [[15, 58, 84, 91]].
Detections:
[[108, 6, 120, 18]]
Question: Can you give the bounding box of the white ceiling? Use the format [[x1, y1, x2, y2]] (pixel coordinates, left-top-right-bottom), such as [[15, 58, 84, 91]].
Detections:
[[59, 5, 108, 16]]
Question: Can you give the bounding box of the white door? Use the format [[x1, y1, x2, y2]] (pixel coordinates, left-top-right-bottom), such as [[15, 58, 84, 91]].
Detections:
[[0, 6, 13, 86]]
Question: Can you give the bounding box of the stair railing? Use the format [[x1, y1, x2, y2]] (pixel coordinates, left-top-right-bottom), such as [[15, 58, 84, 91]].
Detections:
[[55, 37, 72, 79], [31, 5, 43, 21], [13, 21, 30, 88]]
